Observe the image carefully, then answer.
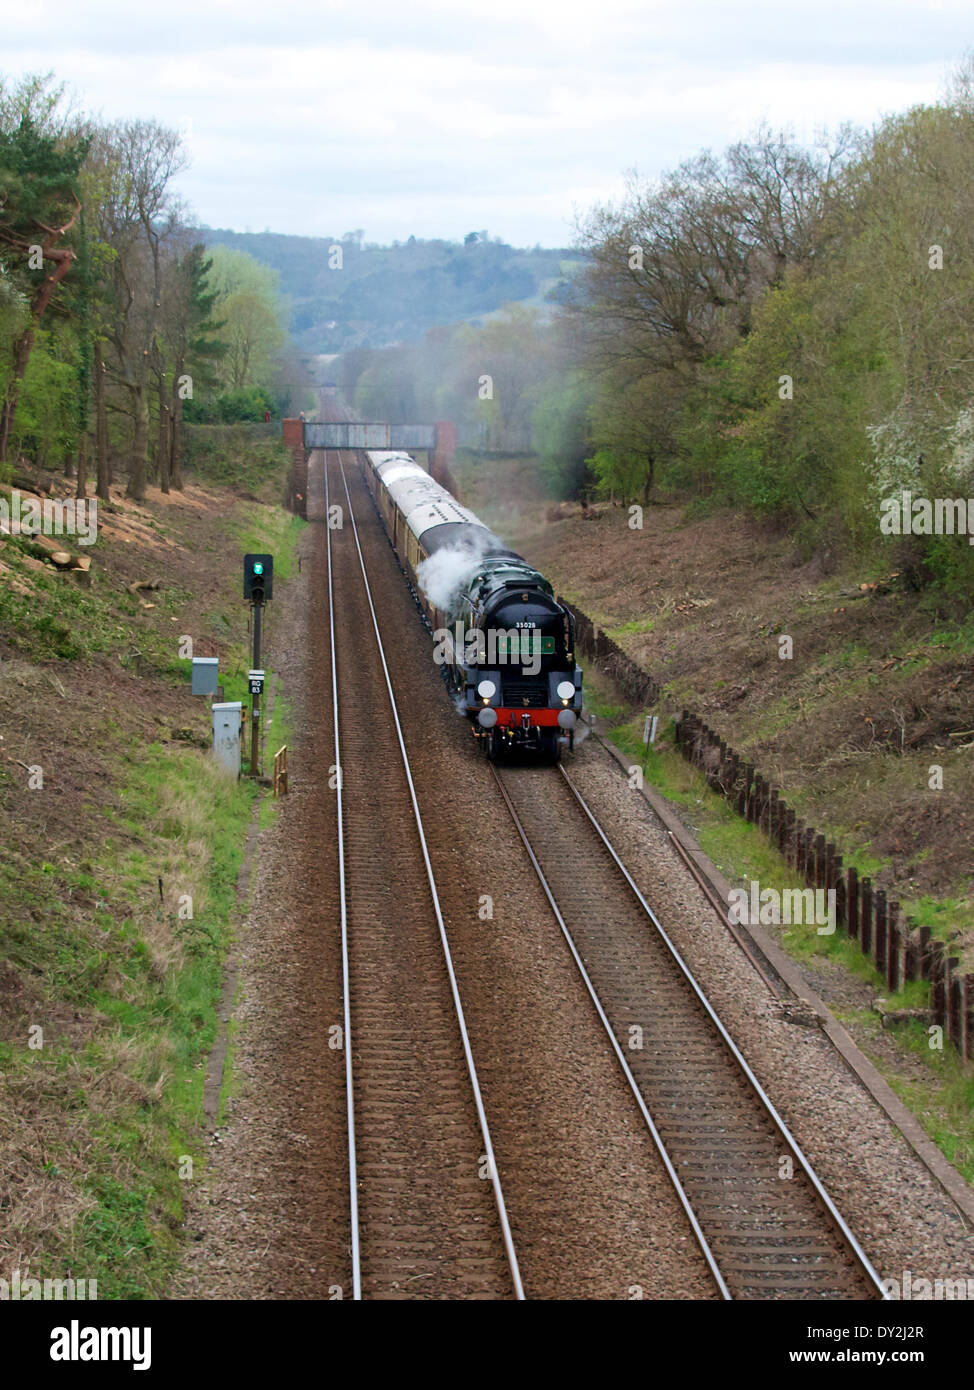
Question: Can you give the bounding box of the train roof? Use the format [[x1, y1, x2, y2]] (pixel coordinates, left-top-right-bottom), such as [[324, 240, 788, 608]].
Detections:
[[367, 450, 498, 550]]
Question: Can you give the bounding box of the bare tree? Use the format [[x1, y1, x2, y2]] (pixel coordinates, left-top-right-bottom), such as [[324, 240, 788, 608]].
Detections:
[[91, 119, 184, 501]]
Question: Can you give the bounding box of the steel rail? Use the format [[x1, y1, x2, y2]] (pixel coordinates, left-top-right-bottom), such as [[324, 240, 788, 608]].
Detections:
[[489, 762, 731, 1300], [555, 762, 890, 1301], [335, 451, 526, 1301], [664, 828, 785, 1001], [580, 716, 785, 998], [323, 451, 361, 1300]]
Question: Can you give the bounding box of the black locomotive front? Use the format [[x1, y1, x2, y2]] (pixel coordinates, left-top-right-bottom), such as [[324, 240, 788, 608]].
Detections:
[[452, 553, 582, 760]]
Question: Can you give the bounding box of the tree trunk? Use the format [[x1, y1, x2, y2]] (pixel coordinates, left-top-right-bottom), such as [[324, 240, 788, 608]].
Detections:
[[642, 454, 654, 506], [0, 328, 35, 463], [76, 432, 87, 499], [94, 341, 110, 501], [170, 379, 184, 490], [157, 373, 170, 494], [128, 382, 149, 502]]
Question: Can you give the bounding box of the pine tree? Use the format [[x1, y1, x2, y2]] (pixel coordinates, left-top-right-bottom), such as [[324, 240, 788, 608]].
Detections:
[[0, 83, 90, 463]]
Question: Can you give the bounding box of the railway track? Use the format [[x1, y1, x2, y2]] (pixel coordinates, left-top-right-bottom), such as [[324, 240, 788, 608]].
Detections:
[[490, 761, 889, 1301], [323, 434, 887, 1299], [324, 449, 523, 1300]]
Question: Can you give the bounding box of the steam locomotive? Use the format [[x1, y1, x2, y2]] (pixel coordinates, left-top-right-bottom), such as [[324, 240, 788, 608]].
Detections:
[[362, 450, 582, 760]]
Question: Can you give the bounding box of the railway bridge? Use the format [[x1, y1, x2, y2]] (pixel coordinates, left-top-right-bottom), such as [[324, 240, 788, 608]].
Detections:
[[283, 417, 457, 516]]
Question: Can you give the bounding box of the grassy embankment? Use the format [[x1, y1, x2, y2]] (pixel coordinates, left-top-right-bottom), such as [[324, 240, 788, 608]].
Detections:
[[0, 440, 303, 1297]]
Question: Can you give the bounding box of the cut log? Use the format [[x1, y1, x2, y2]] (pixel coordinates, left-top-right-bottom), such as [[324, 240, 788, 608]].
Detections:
[[72, 555, 92, 572], [8, 472, 53, 495], [21, 534, 60, 560], [126, 578, 161, 596], [19, 534, 87, 569]]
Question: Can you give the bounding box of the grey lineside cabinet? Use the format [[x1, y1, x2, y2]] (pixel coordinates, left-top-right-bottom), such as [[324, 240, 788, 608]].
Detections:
[[191, 657, 219, 695]]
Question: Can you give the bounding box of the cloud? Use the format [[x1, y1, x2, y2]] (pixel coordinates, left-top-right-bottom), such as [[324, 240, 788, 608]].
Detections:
[[1, 0, 967, 244]]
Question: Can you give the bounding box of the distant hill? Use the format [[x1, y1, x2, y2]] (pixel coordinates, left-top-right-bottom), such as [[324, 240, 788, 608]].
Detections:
[[200, 228, 580, 352]]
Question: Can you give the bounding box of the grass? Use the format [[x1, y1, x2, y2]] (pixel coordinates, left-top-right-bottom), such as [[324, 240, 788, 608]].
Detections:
[[1, 745, 256, 1298], [839, 1008, 974, 1183], [0, 465, 301, 1297], [233, 503, 305, 583], [182, 427, 291, 505], [258, 680, 293, 827], [929, 615, 974, 655], [608, 616, 656, 639], [0, 539, 195, 683]]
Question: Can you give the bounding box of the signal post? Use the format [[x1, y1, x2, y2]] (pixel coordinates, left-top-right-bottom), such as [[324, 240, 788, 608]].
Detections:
[[243, 553, 273, 777]]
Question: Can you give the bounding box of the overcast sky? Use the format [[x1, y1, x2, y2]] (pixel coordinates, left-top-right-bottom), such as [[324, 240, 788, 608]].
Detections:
[[1, 0, 969, 247]]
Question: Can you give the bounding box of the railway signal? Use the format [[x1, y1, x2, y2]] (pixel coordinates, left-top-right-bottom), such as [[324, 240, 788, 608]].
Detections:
[[244, 555, 274, 777], [244, 553, 273, 604]]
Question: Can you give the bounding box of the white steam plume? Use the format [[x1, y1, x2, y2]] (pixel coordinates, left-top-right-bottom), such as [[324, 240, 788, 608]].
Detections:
[[417, 532, 493, 612]]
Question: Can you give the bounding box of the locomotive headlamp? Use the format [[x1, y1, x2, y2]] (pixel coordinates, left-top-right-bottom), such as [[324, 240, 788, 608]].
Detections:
[[477, 679, 496, 701], [556, 680, 575, 702]]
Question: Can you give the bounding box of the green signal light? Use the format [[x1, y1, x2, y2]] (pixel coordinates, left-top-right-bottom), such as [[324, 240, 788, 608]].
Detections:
[[244, 553, 272, 602]]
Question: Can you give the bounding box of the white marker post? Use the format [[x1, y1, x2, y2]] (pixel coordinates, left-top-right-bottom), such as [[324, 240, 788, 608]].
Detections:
[[642, 713, 658, 771]]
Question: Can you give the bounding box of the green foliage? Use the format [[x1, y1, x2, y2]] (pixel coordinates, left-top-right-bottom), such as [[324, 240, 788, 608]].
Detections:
[[691, 272, 884, 539], [0, 97, 89, 267], [8, 328, 80, 466], [183, 385, 276, 424], [0, 73, 90, 461], [204, 246, 287, 391], [568, 70, 974, 597], [0, 258, 28, 345], [168, 242, 227, 403], [0, 71, 298, 494], [531, 374, 594, 497], [587, 448, 646, 504]]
